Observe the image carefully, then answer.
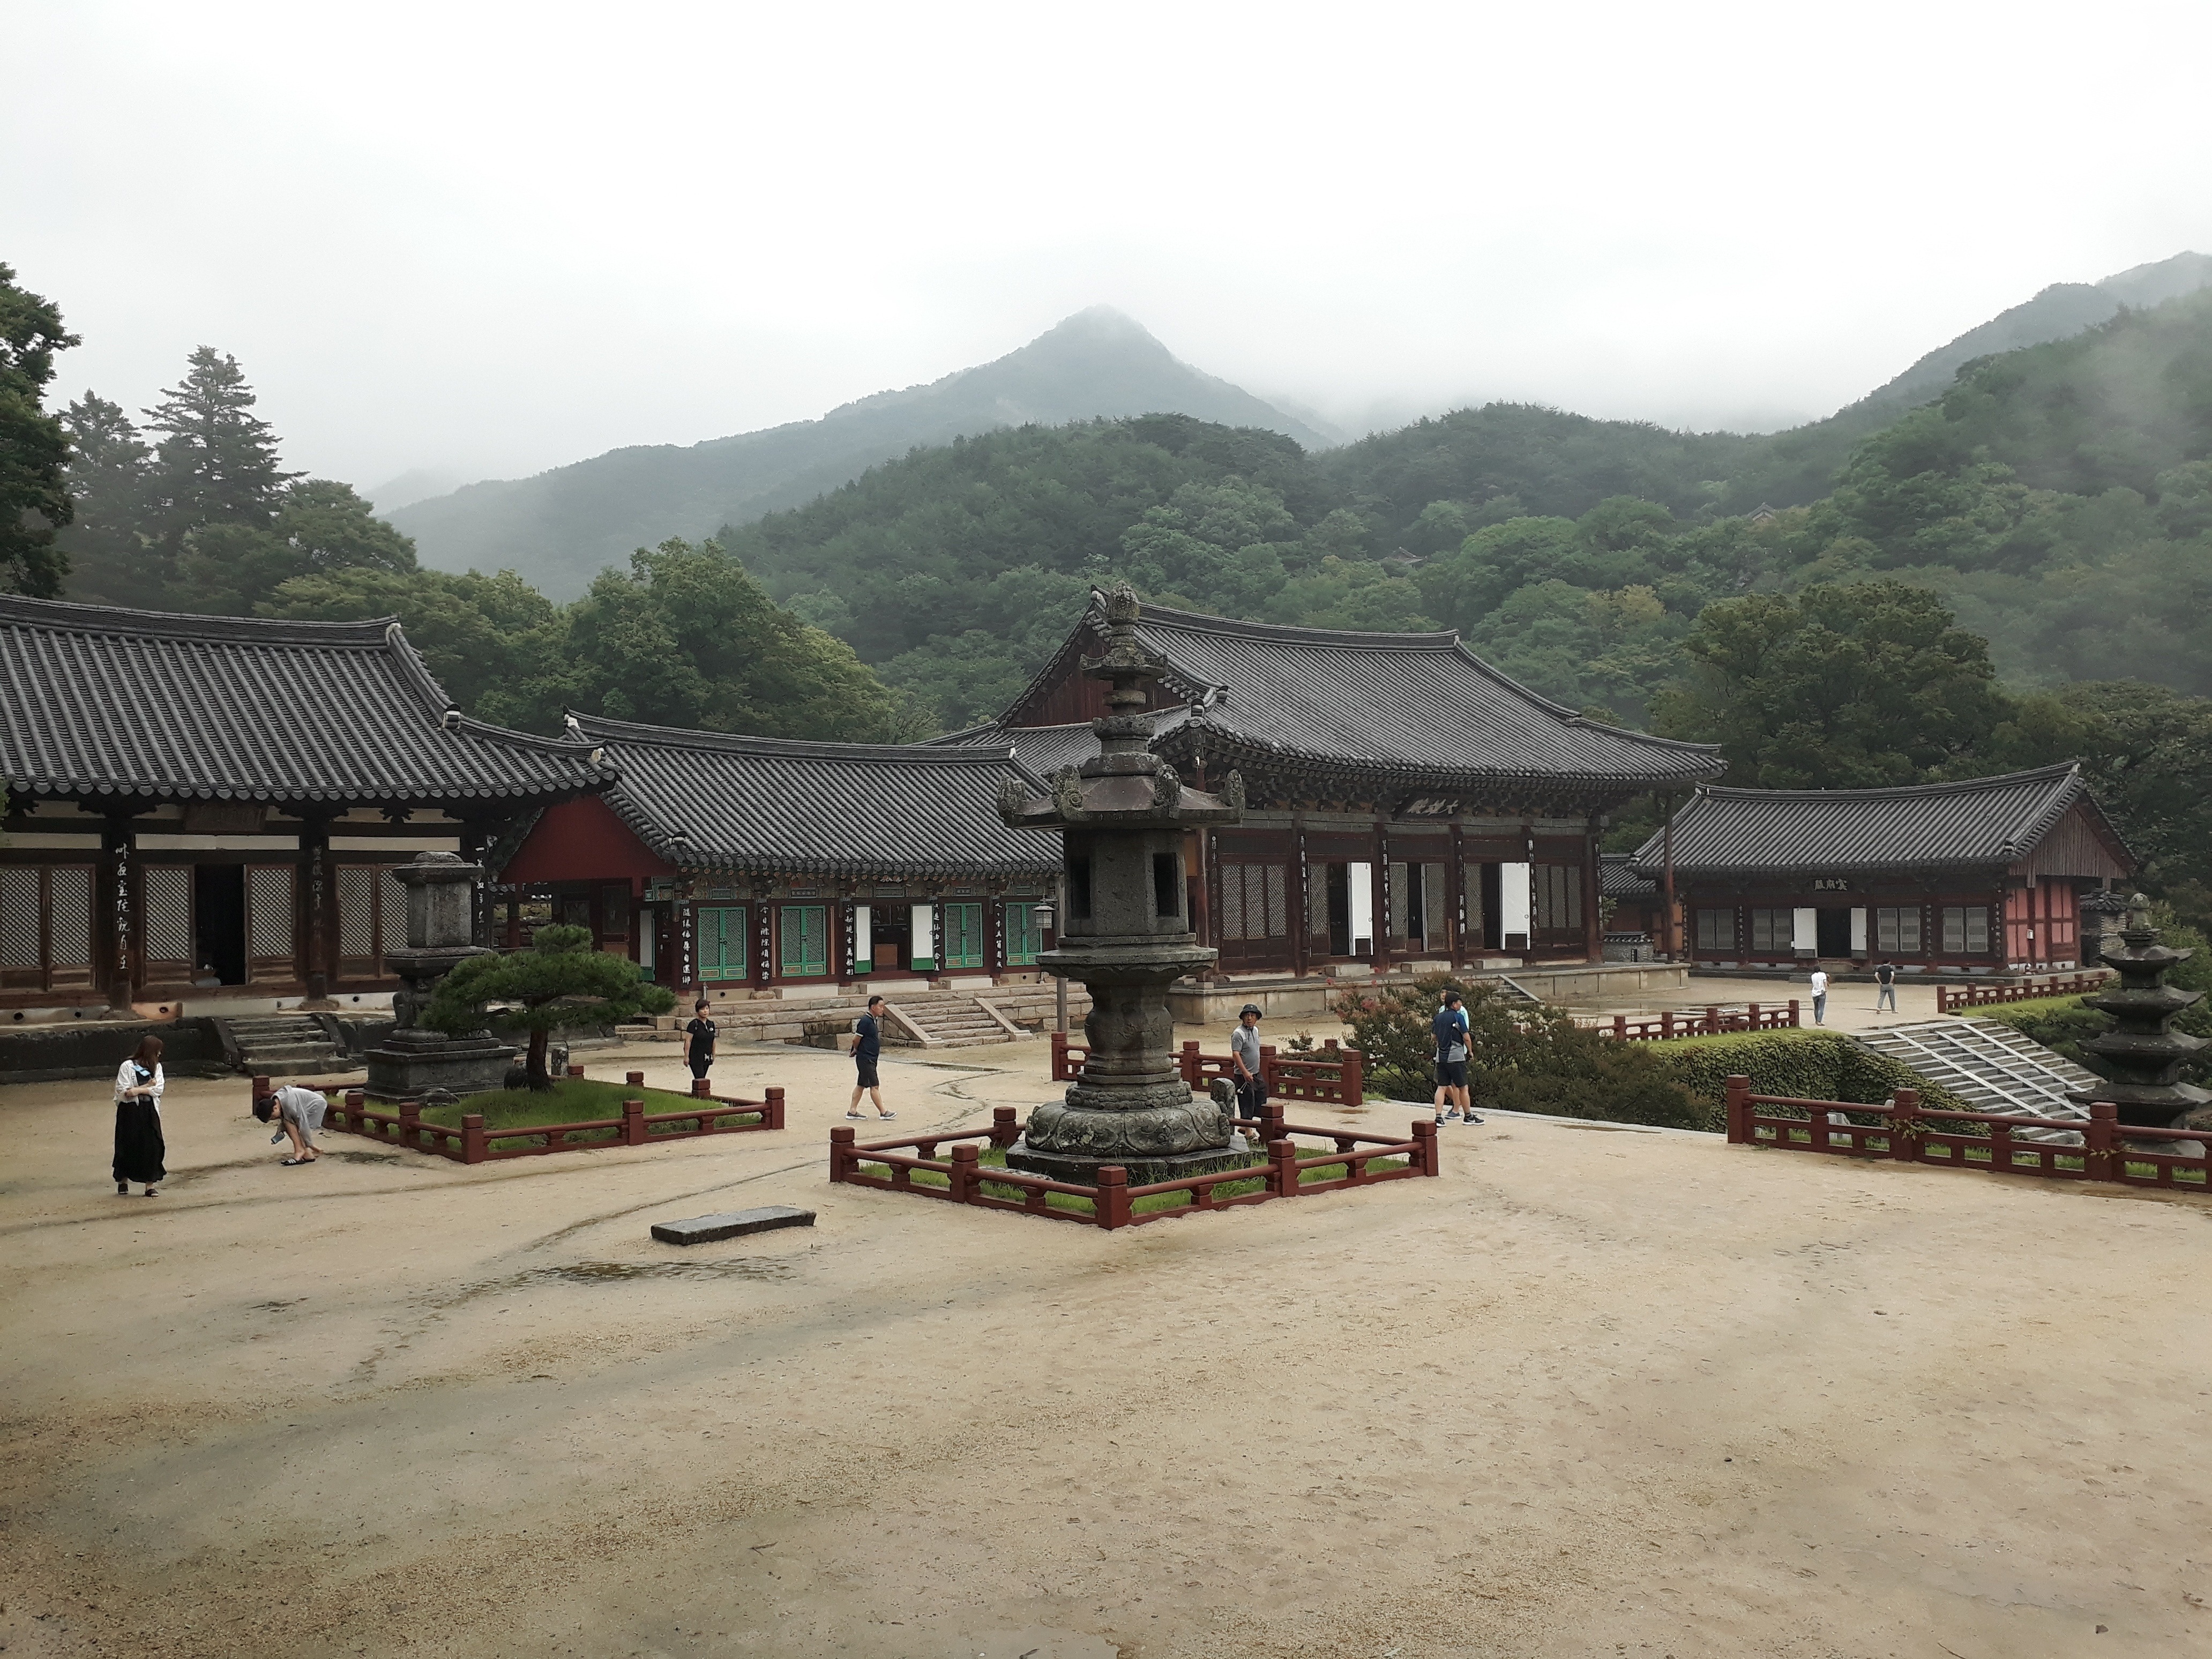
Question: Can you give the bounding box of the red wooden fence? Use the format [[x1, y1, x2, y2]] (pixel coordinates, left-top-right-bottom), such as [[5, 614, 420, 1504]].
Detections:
[[1584, 1002, 1800, 1041], [1724, 1073, 2208, 1191], [260, 1066, 786, 1164], [1936, 972, 2109, 1014], [1049, 1032, 1365, 1107], [830, 1103, 1436, 1229]]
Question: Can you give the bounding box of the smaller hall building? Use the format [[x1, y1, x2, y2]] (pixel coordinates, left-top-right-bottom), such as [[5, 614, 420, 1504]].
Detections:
[[494, 716, 1061, 996], [1635, 764, 2133, 975]]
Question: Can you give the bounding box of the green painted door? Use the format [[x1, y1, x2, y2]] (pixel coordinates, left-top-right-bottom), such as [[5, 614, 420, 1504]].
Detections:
[[943, 902, 986, 969], [1002, 900, 1043, 966], [778, 904, 828, 977], [698, 906, 748, 982]]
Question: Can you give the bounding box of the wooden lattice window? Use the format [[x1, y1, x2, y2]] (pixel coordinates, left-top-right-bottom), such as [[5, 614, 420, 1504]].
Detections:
[[1220, 864, 1288, 941], [248, 864, 295, 981], [141, 864, 193, 977]]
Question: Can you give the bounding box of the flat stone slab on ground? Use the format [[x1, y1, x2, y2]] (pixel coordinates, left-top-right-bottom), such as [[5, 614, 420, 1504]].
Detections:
[[651, 1205, 816, 1246]]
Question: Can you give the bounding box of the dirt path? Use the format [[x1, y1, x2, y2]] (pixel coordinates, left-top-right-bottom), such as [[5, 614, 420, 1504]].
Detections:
[[4, 1037, 2207, 1656]]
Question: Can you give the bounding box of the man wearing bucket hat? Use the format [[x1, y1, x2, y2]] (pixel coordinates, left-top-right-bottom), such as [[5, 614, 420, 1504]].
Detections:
[[1229, 1002, 1268, 1125]]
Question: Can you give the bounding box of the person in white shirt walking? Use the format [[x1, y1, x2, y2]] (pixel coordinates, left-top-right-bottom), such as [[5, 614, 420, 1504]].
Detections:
[[1809, 967, 1830, 1026]]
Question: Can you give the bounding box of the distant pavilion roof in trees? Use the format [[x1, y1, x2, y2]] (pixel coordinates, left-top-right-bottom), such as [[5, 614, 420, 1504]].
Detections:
[[0, 595, 615, 810], [1629, 763, 2134, 877], [952, 593, 1724, 803], [566, 713, 1061, 881]]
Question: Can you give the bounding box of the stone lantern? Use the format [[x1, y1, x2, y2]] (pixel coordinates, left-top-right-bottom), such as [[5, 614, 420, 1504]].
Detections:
[[364, 851, 515, 1101], [2068, 893, 2210, 1129], [996, 583, 1247, 1183]]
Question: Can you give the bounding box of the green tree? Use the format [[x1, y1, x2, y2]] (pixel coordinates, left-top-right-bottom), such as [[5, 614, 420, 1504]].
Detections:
[[176, 478, 418, 614], [541, 537, 905, 739], [1262, 555, 1432, 631], [1650, 580, 2013, 787], [143, 346, 296, 561], [257, 564, 560, 719], [421, 924, 675, 1090], [0, 262, 79, 596], [54, 393, 155, 604]]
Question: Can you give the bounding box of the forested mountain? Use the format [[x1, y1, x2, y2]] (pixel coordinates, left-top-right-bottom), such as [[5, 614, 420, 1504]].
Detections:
[[389, 308, 1333, 599]]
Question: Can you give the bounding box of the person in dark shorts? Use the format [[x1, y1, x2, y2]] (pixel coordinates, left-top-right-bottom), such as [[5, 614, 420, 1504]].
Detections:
[[1432, 989, 1479, 1125], [684, 998, 717, 1082], [847, 995, 894, 1119]]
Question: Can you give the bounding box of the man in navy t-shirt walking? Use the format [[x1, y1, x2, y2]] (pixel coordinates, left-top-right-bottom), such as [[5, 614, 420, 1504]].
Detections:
[[846, 994, 895, 1119], [1432, 989, 1480, 1125]]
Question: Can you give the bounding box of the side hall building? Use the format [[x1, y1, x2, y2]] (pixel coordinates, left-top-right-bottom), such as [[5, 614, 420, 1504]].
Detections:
[[942, 595, 1727, 990], [493, 716, 1062, 997], [1634, 763, 2134, 975], [0, 596, 614, 1018]]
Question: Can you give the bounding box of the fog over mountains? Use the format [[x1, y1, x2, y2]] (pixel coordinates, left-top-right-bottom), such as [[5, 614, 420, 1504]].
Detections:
[[385, 253, 2212, 601]]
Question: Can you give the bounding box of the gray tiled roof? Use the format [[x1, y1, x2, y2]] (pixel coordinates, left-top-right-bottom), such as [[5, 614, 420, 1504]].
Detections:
[[570, 714, 1061, 881], [1002, 595, 1723, 793], [1629, 763, 2132, 876], [0, 596, 614, 808], [1600, 853, 1656, 899]]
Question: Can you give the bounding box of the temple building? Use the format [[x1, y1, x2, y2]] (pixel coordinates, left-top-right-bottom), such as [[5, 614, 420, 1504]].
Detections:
[[940, 595, 1726, 999], [491, 716, 1060, 996], [1633, 764, 2134, 974], [0, 596, 612, 1018]]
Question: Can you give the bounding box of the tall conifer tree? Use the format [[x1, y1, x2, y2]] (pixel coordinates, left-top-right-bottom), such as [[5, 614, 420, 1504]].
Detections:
[[55, 393, 155, 605], [0, 262, 79, 596], [143, 346, 296, 559]]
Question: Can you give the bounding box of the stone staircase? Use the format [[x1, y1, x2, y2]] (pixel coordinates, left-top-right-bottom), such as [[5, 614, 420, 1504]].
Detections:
[[1854, 1018, 2102, 1136], [879, 993, 1026, 1050], [652, 982, 1086, 1050], [217, 1012, 350, 1075]]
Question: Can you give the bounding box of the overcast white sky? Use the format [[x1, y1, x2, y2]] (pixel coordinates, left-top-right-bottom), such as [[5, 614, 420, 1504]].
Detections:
[[9, 0, 2211, 494]]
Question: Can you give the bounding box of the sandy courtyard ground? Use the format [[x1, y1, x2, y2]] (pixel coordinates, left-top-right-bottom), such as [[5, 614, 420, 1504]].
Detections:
[[4, 1033, 2208, 1658]]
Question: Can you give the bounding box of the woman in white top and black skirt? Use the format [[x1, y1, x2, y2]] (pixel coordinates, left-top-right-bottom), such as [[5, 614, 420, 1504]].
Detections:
[[114, 1034, 167, 1197]]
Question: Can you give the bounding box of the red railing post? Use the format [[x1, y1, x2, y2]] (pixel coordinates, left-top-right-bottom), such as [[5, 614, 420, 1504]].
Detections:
[[344, 1087, 364, 1133], [1094, 1165, 1131, 1229], [1259, 1043, 1276, 1093], [1261, 1099, 1286, 1144], [252, 1074, 272, 1118], [1747, 1002, 1760, 1032], [399, 1100, 422, 1149], [690, 1076, 711, 1099], [1340, 1048, 1364, 1107], [1180, 1039, 1201, 1086], [1724, 1074, 1751, 1144], [2087, 1101, 2116, 1182], [626, 1070, 645, 1088], [567, 1063, 585, 1079], [1787, 999, 1800, 1028], [1809, 1102, 1832, 1154], [1612, 1014, 1627, 1041], [950, 1142, 979, 1205], [990, 1105, 1019, 1148], [1661, 1010, 1675, 1040], [1268, 1137, 1299, 1198], [461, 1112, 487, 1164], [1990, 1115, 2013, 1175], [1413, 1118, 1439, 1176], [1889, 1087, 1917, 1162], [623, 1098, 646, 1146], [829, 1124, 855, 1182], [1050, 1030, 1066, 1080], [1705, 1005, 1720, 1036], [765, 1086, 785, 1131]]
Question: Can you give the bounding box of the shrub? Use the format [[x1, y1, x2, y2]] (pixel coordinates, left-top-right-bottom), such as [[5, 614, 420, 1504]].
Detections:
[[1655, 1031, 1969, 1116], [1333, 973, 1712, 1131]]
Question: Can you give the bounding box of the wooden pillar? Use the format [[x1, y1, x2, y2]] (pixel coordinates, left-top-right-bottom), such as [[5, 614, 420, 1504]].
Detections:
[[836, 894, 855, 985], [1188, 830, 1212, 956], [1582, 813, 1604, 965], [984, 884, 1005, 978], [1371, 816, 1390, 974], [1447, 822, 1466, 966], [298, 816, 333, 1005], [1660, 796, 1678, 961], [100, 813, 136, 1012], [1290, 816, 1310, 978], [754, 887, 773, 992]]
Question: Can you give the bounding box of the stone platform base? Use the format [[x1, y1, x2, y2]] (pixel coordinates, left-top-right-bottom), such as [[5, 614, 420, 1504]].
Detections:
[[1003, 1133, 1258, 1187], [363, 1036, 516, 1102]]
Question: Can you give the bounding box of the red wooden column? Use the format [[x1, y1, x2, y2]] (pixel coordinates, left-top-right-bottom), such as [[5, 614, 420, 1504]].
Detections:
[[1446, 822, 1466, 966], [1290, 816, 1310, 978], [1582, 814, 1604, 965]]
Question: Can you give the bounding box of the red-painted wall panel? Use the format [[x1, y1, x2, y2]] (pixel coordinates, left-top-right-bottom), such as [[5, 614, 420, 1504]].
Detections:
[[500, 794, 677, 886]]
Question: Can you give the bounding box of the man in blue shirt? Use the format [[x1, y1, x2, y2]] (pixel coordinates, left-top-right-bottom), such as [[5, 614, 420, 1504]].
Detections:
[[1431, 989, 1480, 1126], [846, 994, 895, 1120]]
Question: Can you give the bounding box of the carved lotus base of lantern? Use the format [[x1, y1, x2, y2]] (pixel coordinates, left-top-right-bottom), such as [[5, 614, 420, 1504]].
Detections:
[[1004, 1132, 1254, 1189]]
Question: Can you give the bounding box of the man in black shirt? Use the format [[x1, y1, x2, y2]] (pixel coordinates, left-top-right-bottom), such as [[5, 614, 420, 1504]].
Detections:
[[684, 998, 716, 1082], [846, 994, 895, 1119], [1875, 960, 1899, 1013]]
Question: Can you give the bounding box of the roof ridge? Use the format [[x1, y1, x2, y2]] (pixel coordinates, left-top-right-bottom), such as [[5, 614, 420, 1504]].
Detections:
[[570, 711, 1018, 764], [1112, 591, 1463, 651], [1692, 761, 2083, 803], [0, 594, 400, 647]]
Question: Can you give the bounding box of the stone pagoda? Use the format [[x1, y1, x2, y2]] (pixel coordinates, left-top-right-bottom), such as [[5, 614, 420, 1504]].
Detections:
[[996, 583, 1247, 1183], [2068, 893, 2211, 1129], [364, 851, 515, 1101]]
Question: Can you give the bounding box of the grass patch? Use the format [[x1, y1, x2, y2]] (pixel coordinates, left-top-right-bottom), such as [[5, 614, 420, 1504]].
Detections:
[[853, 1140, 1410, 1216], [419, 1079, 750, 1142]]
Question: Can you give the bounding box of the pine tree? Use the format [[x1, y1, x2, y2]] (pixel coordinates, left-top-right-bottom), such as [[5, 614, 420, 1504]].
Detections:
[[55, 393, 156, 604], [143, 346, 296, 559], [0, 262, 79, 597]]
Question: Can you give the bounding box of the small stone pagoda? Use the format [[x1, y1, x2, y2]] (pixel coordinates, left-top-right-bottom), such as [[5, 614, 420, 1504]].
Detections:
[[2068, 893, 2211, 1129], [997, 584, 1247, 1183], [364, 852, 514, 1101]]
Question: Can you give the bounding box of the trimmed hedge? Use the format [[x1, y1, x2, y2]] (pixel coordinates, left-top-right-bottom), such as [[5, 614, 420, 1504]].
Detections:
[[1655, 1031, 1970, 1117]]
